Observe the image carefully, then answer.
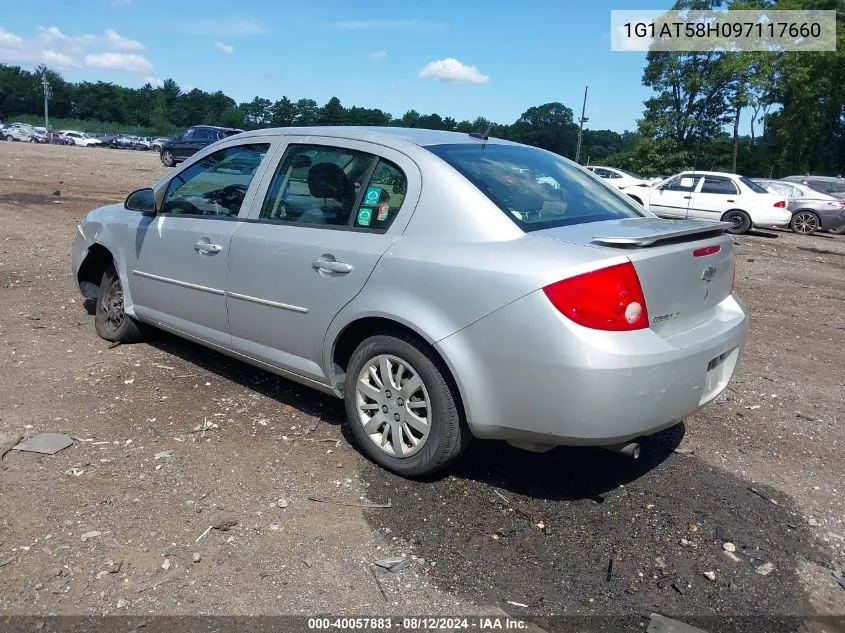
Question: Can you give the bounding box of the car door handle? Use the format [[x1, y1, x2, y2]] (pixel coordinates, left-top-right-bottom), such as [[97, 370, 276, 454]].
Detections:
[[194, 241, 222, 255], [683, 195, 692, 199], [312, 259, 353, 274], [727, 199, 735, 202]]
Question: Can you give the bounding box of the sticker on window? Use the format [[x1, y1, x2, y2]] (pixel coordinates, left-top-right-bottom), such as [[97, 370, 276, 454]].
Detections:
[[377, 202, 390, 222], [364, 186, 383, 206], [357, 207, 373, 227], [680, 177, 695, 188]]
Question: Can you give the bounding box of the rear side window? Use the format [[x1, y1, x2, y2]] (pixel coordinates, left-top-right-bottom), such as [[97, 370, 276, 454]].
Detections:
[[259, 144, 406, 231], [700, 176, 738, 195], [426, 143, 643, 230]]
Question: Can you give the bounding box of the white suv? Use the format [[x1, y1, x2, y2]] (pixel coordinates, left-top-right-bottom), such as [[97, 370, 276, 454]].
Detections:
[[3, 123, 35, 142], [621, 171, 792, 234], [60, 131, 103, 147]]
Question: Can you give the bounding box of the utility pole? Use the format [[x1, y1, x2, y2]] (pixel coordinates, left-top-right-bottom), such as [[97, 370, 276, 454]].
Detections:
[[574, 85, 588, 164], [42, 75, 52, 130]]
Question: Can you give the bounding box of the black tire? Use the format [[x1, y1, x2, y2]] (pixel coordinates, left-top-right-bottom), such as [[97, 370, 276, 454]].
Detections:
[[161, 150, 175, 167], [344, 334, 470, 478], [789, 211, 820, 235], [828, 224, 845, 235], [722, 209, 752, 235], [5, 135, 12, 142], [94, 266, 143, 343]]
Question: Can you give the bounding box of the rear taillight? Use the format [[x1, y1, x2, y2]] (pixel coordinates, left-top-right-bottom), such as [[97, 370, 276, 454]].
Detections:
[[774, 200, 786, 208], [693, 244, 721, 257], [543, 262, 649, 331]]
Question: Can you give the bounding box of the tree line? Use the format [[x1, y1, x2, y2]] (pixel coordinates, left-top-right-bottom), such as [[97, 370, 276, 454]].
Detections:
[[0, 0, 842, 177]]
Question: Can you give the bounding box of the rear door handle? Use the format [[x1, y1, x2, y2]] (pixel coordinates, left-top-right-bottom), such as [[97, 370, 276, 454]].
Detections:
[[312, 259, 353, 274], [194, 241, 222, 255], [726, 199, 735, 202], [683, 195, 692, 199]]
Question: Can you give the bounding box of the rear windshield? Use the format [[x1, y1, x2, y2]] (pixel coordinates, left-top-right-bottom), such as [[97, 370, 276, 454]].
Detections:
[[739, 176, 768, 194], [426, 143, 645, 231]]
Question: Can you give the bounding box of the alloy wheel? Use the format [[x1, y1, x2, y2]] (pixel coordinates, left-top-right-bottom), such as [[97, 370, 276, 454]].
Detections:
[[355, 354, 431, 458], [791, 212, 818, 234]]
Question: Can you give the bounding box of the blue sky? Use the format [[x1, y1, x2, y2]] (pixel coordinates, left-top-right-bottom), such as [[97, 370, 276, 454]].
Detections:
[[0, 0, 670, 132]]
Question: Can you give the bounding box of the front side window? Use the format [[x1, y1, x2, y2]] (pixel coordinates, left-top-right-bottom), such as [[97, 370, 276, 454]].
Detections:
[[426, 143, 644, 230], [700, 177, 738, 195], [162, 143, 270, 217], [662, 175, 698, 192]]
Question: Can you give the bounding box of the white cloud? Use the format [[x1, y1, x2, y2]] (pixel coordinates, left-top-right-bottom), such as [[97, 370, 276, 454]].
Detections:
[[106, 29, 144, 50], [0, 26, 153, 73], [0, 29, 24, 46], [368, 50, 387, 60], [84, 52, 153, 73], [186, 18, 264, 36], [419, 58, 489, 84], [214, 41, 235, 54], [143, 76, 164, 88], [328, 19, 446, 30]]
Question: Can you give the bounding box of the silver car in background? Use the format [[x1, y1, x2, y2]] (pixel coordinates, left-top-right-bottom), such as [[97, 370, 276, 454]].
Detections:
[[753, 179, 845, 235], [72, 127, 748, 477]]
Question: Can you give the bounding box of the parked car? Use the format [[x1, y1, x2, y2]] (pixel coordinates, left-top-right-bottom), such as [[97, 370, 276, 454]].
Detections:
[[48, 132, 70, 145], [72, 127, 748, 477], [30, 129, 49, 143], [622, 171, 791, 234], [3, 123, 35, 142], [160, 125, 243, 166], [151, 136, 173, 152], [781, 175, 845, 200], [585, 166, 656, 190], [60, 131, 103, 147], [753, 179, 845, 235]]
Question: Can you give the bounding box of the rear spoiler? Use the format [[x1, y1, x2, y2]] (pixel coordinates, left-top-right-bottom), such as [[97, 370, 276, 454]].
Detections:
[[592, 221, 731, 247]]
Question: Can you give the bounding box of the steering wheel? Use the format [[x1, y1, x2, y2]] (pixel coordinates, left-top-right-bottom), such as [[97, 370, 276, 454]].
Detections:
[[162, 198, 203, 215]]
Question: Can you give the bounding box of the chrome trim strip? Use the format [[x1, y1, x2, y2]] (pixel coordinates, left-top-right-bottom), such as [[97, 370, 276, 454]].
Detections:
[[131, 270, 225, 296], [227, 291, 309, 313]]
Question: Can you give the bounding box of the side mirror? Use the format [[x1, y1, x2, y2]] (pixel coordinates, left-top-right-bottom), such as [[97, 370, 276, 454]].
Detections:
[[125, 188, 156, 214]]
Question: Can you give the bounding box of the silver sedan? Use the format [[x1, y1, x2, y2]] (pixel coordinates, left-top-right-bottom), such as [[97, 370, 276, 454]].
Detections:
[[72, 127, 749, 477]]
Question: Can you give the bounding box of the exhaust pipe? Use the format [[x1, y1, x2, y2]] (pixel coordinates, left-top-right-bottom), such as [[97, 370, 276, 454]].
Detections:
[[603, 442, 641, 459]]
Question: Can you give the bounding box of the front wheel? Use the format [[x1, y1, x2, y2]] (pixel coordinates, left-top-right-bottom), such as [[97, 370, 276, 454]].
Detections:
[[344, 334, 470, 478], [790, 211, 820, 235], [160, 150, 175, 167], [94, 266, 144, 343], [5, 135, 12, 142], [722, 210, 752, 235]]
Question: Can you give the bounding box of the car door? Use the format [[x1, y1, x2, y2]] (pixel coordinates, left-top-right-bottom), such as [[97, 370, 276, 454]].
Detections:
[[127, 140, 274, 348], [226, 137, 421, 384], [172, 128, 204, 160], [688, 175, 739, 221], [649, 174, 699, 218]]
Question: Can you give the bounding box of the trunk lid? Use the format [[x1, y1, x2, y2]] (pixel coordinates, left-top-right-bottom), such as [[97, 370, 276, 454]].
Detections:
[[531, 217, 735, 337]]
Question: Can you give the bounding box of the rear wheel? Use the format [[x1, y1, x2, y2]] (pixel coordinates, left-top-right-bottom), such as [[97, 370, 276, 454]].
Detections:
[[828, 224, 845, 235], [161, 150, 175, 167], [722, 210, 752, 235], [94, 266, 143, 343], [790, 211, 820, 235], [5, 135, 12, 142], [344, 334, 470, 478]]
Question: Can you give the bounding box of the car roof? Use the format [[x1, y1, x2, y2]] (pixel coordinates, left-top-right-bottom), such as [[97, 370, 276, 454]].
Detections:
[[231, 126, 521, 149], [782, 175, 842, 182], [681, 170, 741, 177]]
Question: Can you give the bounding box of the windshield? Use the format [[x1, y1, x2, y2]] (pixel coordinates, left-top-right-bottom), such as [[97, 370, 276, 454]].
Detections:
[[426, 143, 645, 231], [740, 176, 768, 194]]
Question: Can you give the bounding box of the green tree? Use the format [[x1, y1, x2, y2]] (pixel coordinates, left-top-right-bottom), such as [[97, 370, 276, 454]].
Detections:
[[317, 97, 346, 126]]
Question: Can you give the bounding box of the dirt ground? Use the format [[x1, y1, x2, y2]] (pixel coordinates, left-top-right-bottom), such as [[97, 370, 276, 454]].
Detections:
[[0, 142, 843, 630]]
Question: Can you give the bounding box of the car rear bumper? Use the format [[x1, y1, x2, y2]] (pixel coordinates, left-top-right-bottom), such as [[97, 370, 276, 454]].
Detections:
[[436, 290, 748, 446], [753, 208, 792, 228]]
